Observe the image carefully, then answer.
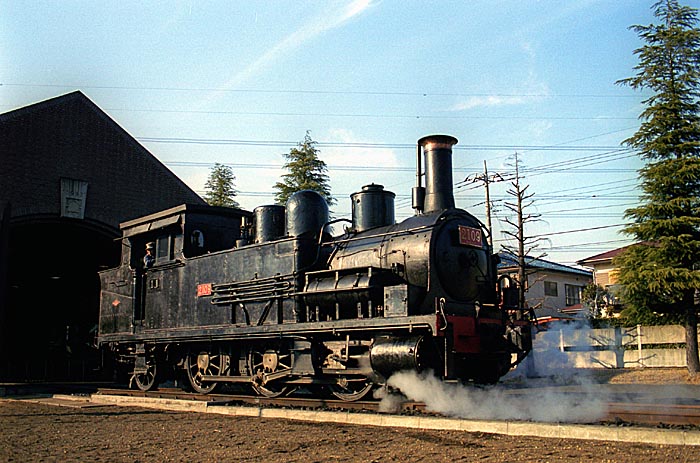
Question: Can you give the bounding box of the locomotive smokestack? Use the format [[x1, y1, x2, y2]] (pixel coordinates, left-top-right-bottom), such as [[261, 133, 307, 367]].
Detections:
[[418, 134, 458, 213]]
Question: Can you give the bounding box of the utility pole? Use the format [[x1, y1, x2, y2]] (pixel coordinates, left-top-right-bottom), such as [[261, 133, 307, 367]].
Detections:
[[483, 161, 493, 248], [465, 162, 505, 249]]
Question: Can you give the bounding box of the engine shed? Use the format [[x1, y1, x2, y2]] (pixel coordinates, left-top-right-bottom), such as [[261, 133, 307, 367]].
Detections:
[[0, 92, 206, 381]]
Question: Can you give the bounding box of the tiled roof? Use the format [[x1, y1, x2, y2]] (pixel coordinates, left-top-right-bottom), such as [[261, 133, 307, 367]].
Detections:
[[1, 91, 206, 228], [577, 243, 646, 265], [498, 251, 592, 277]]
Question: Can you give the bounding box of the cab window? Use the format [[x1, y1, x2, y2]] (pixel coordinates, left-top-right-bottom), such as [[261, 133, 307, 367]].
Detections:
[[155, 235, 172, 264]]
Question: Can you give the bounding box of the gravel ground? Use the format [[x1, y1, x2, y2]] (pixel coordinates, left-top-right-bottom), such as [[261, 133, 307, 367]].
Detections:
[[1, 368, 699, 463]]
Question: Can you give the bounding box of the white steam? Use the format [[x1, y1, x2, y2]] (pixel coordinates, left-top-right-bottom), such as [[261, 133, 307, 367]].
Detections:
[[382, 369, 605, 423], [380, 321, 607, 424]]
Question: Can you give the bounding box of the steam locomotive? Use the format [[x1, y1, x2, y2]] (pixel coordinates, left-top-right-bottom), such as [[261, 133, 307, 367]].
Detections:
[[97, 135, 532, 401]]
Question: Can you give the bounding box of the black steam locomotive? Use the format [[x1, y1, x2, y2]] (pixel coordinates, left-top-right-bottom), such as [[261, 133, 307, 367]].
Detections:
[[98, 135, 532, 400]]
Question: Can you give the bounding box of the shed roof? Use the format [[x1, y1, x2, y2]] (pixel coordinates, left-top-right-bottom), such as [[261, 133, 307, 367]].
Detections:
[[1, 91, 205, 229]]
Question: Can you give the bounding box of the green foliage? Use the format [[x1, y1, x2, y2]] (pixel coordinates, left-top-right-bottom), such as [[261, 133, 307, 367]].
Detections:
[[204, 163, 240, 208], [582, 283, 608, 306], [274, 131, 335, 207], [582, 283, 614, 317], [619, 302, 686, 326], [614, 1, 700, 337], [616, 0, 700, 161]]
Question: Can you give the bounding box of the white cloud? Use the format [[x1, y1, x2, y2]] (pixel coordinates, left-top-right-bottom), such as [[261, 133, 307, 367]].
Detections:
[[528, 120, 554, 140], [320, 128, 400, 168], [199, 1, 375, 108], [451, 95, 528, 111]]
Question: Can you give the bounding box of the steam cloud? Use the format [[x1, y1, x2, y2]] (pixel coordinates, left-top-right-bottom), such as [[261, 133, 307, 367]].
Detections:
[[379, 322, 607, 424]]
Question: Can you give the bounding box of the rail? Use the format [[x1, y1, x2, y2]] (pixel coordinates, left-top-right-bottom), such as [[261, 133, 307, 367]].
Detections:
[[94, 388, 700, 427]]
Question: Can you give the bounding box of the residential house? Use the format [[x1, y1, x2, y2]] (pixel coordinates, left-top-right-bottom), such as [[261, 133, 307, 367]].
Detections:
[[577, 245, 634, 316], [498, 252, 593, 320]]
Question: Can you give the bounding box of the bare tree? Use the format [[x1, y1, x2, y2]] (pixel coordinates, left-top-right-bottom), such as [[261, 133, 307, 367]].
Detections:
[[500, 153, 546, 308]]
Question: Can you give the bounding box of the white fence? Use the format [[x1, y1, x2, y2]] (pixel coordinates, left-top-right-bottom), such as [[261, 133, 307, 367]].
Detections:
[[531, 324, 699, 369]]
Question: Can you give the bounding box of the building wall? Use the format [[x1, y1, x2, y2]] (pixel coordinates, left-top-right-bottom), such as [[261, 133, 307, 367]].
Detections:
[[527, 324, 700, 369], [525, 270, 592, 311], [590, 261, 619, 287]]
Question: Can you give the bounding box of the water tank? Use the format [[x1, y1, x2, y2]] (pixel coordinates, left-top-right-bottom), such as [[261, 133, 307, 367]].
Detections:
[[286, 190, 329, 238], [351, 184, 395, 232], [253, 205, 286, 243]]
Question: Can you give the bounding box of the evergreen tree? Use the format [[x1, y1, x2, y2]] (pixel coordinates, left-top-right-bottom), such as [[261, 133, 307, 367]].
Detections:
[[615, 0, 700, 374], [274, 131, 335, 207], [204, 163, 240, 208]]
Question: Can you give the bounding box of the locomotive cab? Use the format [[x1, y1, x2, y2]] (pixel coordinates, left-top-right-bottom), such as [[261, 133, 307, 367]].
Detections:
[[98, 204, 249, 338]]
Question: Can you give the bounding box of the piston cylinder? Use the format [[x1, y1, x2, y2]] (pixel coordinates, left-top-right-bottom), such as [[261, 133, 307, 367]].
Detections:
[[370, 335, 428, 378]]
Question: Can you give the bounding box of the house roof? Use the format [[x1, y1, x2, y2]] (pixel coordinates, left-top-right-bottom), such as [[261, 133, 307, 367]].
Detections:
[[577, 243, 645, 266], [498, 251, 592, 278]]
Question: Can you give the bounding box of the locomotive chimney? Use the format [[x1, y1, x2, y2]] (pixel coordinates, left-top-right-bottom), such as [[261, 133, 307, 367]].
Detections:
[[417, 134, 458, 213]]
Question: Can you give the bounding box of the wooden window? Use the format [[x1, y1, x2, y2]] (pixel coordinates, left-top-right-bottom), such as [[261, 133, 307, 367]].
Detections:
[[544, 281, 558, 297], [155, 235, 172, 264], [565, 284, 581, 306]]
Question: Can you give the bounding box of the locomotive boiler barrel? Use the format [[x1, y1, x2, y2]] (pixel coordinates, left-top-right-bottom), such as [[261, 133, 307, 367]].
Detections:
[[329, 211, 491, 308], [370, 335, 428, 378]]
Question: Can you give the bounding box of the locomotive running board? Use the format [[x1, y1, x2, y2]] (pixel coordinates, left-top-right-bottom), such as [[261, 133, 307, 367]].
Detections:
[[98, 314, 438, 344]]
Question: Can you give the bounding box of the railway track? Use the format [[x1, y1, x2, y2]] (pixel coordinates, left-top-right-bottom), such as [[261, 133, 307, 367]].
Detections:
[[95, 388, 700, 428]]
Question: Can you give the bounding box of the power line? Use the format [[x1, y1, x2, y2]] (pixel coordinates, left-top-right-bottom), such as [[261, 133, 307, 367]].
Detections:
[[543, 238, 632, 250], [521, 149, 636, 175], [143, 137, 625, 152], [537, 202, 638, 215], [542, 179, 638, 197], [535, 223, 628, 237], [0, 82, 646, 99], [105, 108, 641, 121], [492, 223, 628, 244]]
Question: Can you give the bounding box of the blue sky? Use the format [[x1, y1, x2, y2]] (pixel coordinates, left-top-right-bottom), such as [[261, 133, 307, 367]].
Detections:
[[3, 0, 693, 265]]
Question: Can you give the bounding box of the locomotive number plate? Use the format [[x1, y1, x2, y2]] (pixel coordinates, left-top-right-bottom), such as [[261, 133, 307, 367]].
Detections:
[[458, 225, 483, 248], [197, 283, 212, 297]]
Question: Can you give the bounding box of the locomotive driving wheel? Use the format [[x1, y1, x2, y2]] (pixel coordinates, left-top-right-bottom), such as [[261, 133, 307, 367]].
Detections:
[[133, 358, 158, 392], [328, 377, 374, 402], [248, 348, 294, 398], [185, 348, 230, 394]]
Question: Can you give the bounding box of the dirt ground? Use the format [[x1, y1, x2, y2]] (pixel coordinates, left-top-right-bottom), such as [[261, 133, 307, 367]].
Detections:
[[1, 368, 699, 463], [582, 367, 700, 385], [502, 366, 700, 387]]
